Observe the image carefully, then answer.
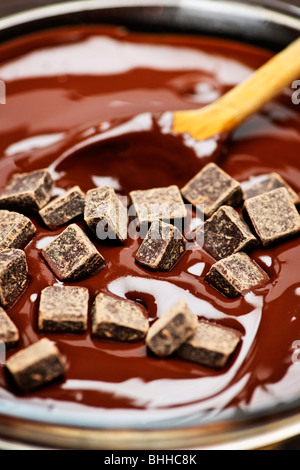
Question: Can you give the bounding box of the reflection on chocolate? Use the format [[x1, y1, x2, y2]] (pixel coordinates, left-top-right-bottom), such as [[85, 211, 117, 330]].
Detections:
[[0, 26, 299, 424]]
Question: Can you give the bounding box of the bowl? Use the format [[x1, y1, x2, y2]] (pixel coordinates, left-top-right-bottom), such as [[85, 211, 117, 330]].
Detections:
[[0, 0, 300, 450]]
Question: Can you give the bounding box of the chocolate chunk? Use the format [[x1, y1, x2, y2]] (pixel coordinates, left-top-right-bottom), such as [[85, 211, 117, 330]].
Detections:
[[129, 185, 186, 227], [205, 252, 269, 298], [41, 223, 105, 281], [181, 163, 243, 218], [0, 249, 28, 307], [178, 320, 242, 368], [84, 186, 128, 242], [0, 169, 54, 212], [0, 306, 19, 348], [6, 338, 66, 392], [0, 210, 36, 251], [135, 220, 186, 271], [38, 286, 89, 334], [39, 185, 85, 230], [199, 205, 257, 260], [242, 172, 299, 205], [146, 299, 198, 357], [91, 292, 149, 342], [243, 187, 300, 246]]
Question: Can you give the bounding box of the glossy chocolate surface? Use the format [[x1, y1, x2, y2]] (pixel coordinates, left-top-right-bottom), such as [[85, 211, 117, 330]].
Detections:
[[0, 26, 299, 427]]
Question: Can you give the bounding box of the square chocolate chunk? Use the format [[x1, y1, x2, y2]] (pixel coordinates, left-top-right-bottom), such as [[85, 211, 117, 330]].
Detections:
[[0, 249, 28, 307], [91, 292, 149, 342], [84, 186, 128, 243], [146, 299, 198, 357], [135, 220, 186, 272], [0, 169, 54, 212], [0, 210, 36, 251], [243, 187, 300, 246], [205, 252, 269, 298], [0, 306, 19, 348], [129, 185, 186, 227], [39, 186, 85, 230], [200, 206, 257, 260], [6, 338, 66, 393], [41, 224, 105, 281], [178, 320, 242, 369], [38, 286, 89, 334], [242, 172, 299, 205], [181, 163, 243, 218]]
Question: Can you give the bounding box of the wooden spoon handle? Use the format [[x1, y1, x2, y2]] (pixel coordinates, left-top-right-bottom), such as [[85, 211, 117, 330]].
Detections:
[[173, 37, 300, 141]]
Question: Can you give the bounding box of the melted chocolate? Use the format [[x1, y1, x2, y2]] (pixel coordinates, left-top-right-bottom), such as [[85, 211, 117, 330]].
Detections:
[[0, 26, 299, 427]]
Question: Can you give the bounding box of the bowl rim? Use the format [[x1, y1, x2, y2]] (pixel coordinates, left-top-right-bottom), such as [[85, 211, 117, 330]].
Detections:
[[0, 0, 300, 450], [1, 404, 300, 449], [0, 0, 300, 33]]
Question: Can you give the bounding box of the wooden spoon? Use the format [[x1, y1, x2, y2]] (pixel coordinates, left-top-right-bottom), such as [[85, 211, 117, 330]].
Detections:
[[172, 37, 300, 141]]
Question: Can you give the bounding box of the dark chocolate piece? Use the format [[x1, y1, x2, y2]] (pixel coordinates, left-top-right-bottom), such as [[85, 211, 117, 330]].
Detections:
[[146, 299, 198, 357], [6, 338, 66, 392], [181, 163, 243, 218], [41, 223, 105, 281], [200, 205, 257, 260], [0, 249, 28, 307], [38, 285, 89, 333], [0, 169, 54, 212], [205, 252, 269, 298], [39, 185, 85, 230], [84, 186, 128, 242], [178, 320, 242, 368], [0, 306, 19, 348], [243, 187, 300, 246], [129, 185, 186, 227], [242, 172, 299, 205], [0, 210, 36, 251], [91, 292, 149, 342], [135, 220, 186, 271]]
